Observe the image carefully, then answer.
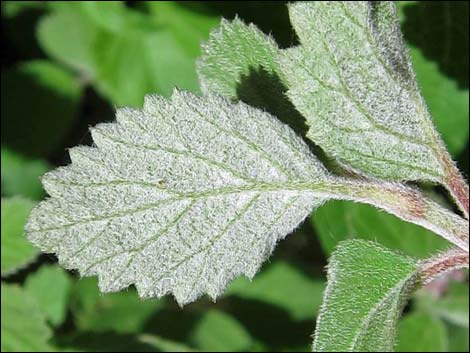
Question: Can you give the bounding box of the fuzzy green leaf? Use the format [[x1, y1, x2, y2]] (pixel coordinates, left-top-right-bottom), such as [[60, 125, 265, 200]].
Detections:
[[198, 18, 281, 99], [1, 197, 38, 276], [26, 91, 330, 305], [313, 240, 418, 352], [280, 1, 451, 183], [197, 18, 308, 137]]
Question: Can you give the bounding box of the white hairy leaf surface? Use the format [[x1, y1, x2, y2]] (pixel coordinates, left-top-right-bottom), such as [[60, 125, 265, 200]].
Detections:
[[313, 240, 419, 352], [280, 1, 449, 182], [26, 91, 330, 305]]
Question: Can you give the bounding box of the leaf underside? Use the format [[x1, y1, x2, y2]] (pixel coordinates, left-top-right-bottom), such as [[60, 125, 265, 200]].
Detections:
[[26, 91, 330, 305], [313, 240, 418, 352], [280, 1, 447, 182]]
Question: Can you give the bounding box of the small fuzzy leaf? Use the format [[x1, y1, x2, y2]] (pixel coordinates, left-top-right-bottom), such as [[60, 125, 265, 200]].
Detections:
[[197, 18, 308, 136], [198, 18, 281, 99], [26, 91, 330, 305], [1, 197, 38, 276], [313, 240, 418, 352], [280, 1, 451, 183]]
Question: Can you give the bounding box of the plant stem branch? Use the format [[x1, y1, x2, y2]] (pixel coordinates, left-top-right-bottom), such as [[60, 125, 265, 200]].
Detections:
[[445, 161, 469, 219], [418, 248, 469, 285], [440, 151, 469, 219], [325, 179, 469, 251]]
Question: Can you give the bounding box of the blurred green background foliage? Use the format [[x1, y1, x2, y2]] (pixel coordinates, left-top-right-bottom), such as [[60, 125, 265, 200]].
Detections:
[[1, 1, 468, 351]]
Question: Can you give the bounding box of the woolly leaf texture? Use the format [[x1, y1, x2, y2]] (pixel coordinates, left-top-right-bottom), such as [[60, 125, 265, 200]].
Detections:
[[26, 91, 331, 305]]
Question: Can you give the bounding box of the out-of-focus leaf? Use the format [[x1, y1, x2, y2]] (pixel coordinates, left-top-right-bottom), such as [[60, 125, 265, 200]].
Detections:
[[70, 277, 165, 334], [37, 1, 219, 107], [146, 1, 219, 57], [1, 148, 50, 200], [25, 265, 72, 327], [400, 1, 469, 89], [138, 334, 197, 352], [226, 260, 324, 321], [37, 4, 97, 77], [1, 283, 53, 352], [1, 197, 38, 276], [58, 333, 197, 352], [55, 332, 164, 352], [312, 200, 448, 258], [447, 323, 469, 352], [92, 29, 199, 106], [313, 240, 418, 352], [408, 47, 469, 157], [77, 1, 132, 33], [1, 60, 82, 157], [396, 311, 448, 352], [416, 281, 469, 328], [190, 309, 253, 352], [435, 282, 469, 327], [397, 2, 469, 157], [1, 0, 45, 18]]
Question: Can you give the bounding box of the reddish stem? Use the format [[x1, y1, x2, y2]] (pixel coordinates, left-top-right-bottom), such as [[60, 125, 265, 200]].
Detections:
[[443, 155, 469, 219], [419, 248, 469, 285]]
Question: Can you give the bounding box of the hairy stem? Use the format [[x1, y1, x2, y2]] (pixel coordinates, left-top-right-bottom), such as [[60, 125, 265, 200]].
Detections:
[[322, 179, 469, 251], [418, 248, 469, 285], [443, 155, 469, 219], [204, 179, 468, 250]]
